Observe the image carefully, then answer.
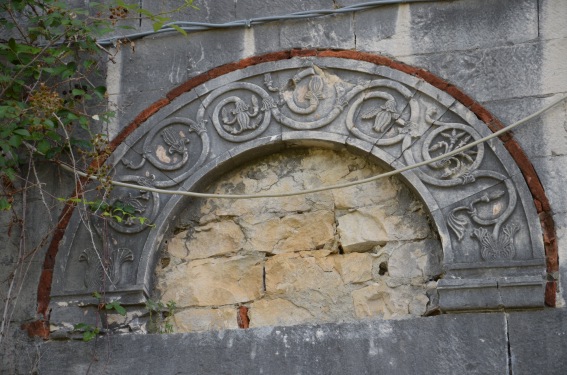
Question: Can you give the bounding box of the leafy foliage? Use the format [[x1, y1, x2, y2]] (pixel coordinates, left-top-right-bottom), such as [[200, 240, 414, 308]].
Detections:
[[146, 299, 176, 334], [0, 0, 195, 210]]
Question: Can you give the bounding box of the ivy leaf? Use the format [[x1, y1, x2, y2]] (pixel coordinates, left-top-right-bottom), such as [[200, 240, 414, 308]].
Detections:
[[169, 24, 187, 36], [13, 128, 31, 137], [36, 139, 51, 155], [0, 198, 11, 211]]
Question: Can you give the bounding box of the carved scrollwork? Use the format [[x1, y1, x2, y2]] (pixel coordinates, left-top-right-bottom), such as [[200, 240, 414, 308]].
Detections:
[[264, 66, 360, 130], [346, 80, 419, 146], [199, 82, 272, 142], [106, 173, 160, 234], [79, 247, 133, 290], [446, 177, 520, 260], [122, 117, 209, 187], [422, 124, 484, 181]]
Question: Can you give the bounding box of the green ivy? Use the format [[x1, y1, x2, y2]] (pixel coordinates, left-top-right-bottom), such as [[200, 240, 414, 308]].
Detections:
[[0, 0, 194, 210]]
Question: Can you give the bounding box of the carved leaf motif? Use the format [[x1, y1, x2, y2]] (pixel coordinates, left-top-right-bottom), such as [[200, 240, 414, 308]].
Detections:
[[221, 108, 230, 123], [473, 223, 519, 260], [79, 248, 134, 290], [361, 99, 398, 133], [236, 111, 250, 132], [373, 110, 393, 133], [305, 76, 325, 105], [448, 210, 469, 241], [261, 97, 277, 111], [161, 128, 189, 155]]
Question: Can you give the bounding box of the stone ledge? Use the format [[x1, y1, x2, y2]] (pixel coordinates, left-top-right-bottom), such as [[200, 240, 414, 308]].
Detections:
[[39, 313, 508, 375]]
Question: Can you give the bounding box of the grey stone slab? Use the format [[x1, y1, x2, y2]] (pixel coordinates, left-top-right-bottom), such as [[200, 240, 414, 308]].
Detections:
[[540, 0, 567, 40], [353, 5, 402, 54], [278, 12, 355, 51], [408, 0, 538, 55], [482, 94, 567, 159], [439, 276, 544, 312], [531, 155, 567, 214], [119, 28, 248, 96], [141, 0, 234, 30], [235, 0, 334, 20], [508, 309, 567, 374], [404, 42, 543, 102], [0, 325, 41, 375], [40, 313, 509, 375]]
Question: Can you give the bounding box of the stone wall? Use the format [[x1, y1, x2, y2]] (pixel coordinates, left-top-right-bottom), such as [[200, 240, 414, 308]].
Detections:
[[156, 148, 442, 331]]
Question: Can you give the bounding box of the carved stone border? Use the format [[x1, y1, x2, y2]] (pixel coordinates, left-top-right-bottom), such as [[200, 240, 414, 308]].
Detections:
[[29, 50, 556, 338]]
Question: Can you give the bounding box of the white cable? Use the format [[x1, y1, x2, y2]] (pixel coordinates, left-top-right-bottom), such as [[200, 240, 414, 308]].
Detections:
[[57, 95, 566, 200]]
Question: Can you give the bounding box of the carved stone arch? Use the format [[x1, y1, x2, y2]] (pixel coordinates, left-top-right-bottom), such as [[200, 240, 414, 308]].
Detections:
[[47, 52, 550, 324]]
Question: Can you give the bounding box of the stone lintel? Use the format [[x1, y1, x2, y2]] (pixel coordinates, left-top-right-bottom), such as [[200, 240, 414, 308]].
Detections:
[[438, 276, 544, 311]]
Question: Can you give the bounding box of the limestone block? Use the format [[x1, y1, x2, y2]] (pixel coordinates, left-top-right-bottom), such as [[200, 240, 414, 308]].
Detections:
[[332, 178, 398, 210], [358, 205, 430, 242], [265, 252, 344, 295], [351, 283, 427, 320], [408, 0, 538, 54], [337, 210, 389, 252], [248, 298, 314, 328], [264, 252, 353, 321], [241, 210, 336, 254], [333, 253, 373, 284], [168, 221, 245, 261], [406, 42, 542, 102], [157, 254, 264, 307], [173, 306, 238, 332], [166, 233, 189, 259], [388, 239, 443, 280]]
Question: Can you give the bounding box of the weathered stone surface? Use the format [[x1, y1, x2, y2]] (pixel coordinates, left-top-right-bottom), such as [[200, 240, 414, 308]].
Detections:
[[332, 177, 398, 210], [388, 239, 443, 281], [241, 210, 336, 254], [405, 42, 543, 102], [542, 37, 567, 99], [408, 0, 538, 54], [249, 298, 314, 327], [531, 156, 567, 214], [174, 306, 239, 332], [351, 283, 428, 319], [157, 148, 441, 331], [39, 313, 509, 375], [336, 210, 389, 252], [483, 94, 567, 159], [540, 0, 567, 40], [337, 204, 430, 252], [157, 254, 264, 307], [333, 252, 373, 284], [278, 13, 355, 51], [168, 221, 245, 260], [508, 309, 567, 375]]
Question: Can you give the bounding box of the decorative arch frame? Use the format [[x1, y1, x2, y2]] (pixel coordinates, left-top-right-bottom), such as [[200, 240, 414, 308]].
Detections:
[[41, 50, 556, 330]]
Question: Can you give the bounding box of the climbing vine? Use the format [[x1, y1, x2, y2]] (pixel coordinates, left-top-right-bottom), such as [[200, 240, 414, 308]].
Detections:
[[0, 0, 194, 360]]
